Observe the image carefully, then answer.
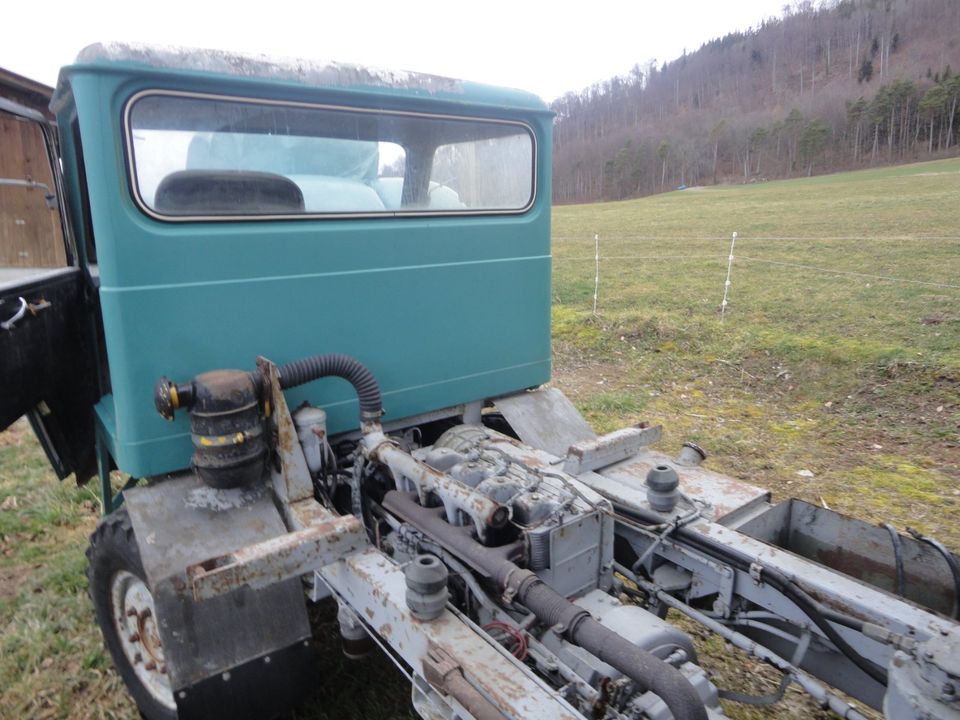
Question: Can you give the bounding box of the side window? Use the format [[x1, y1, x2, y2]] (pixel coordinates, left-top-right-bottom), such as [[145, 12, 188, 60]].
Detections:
[[126, 92, 535, 219], [0, 111, 66, 278]]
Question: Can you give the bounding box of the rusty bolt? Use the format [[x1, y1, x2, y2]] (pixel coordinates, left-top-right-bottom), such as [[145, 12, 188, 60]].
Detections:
[[128, 632, 140, 643], [133, 653, 142, 664], [126, 608, 138, 618], [159, 664, 167, 675], [145, 661, 157, 671], [141, 607, 152, 619]]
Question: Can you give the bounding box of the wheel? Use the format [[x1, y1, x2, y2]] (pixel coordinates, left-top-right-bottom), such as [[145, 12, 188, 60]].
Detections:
[[87, 509, 178, 720]]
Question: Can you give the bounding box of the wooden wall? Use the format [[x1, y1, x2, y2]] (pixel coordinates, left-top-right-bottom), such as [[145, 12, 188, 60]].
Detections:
[[0, 114, 65, 268]]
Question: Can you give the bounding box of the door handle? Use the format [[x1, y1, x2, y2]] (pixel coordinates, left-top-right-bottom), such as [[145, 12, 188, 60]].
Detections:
[[1, 297, 27, 330], [1, 296, 51, 331]]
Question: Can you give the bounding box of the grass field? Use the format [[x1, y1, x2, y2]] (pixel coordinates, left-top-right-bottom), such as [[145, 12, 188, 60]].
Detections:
[[1, 157, 958, 719]]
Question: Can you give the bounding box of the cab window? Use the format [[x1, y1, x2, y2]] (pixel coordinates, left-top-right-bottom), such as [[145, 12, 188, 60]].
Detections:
[[126, 92, 535, 219]]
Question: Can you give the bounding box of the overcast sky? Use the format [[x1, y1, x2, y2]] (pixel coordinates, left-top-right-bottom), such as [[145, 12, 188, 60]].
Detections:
[[2, 0, 788, 102]]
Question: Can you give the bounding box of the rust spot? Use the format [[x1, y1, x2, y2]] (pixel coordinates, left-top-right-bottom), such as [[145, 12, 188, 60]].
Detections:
[[380, 623, 393, 639], [364, 608, 374, 620], [519, 454, 546, 467], [802, 584, 869, 620]]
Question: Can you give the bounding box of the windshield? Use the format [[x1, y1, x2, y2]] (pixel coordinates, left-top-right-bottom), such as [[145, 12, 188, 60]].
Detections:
[[126, 92, 536, 219]]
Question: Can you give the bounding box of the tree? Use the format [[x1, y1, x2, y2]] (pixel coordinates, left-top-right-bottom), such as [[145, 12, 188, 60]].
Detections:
[[750, 127, 769, 175], [784, 109, 804, 172], [710, 120, 726, 184], [847, 97, 869, 161], [657, 140, 671, 190], [919, 85, 947, 152], [799, 119, 830, 175], [945, 75, 960, 149]]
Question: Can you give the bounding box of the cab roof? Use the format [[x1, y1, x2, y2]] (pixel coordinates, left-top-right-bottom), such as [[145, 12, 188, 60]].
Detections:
[[56, 42, 549, 113]]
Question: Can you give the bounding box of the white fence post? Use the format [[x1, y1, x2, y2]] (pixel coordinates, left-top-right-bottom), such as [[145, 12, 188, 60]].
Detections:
[[592, 233, 600, 316], [720, 231, 737, 322]]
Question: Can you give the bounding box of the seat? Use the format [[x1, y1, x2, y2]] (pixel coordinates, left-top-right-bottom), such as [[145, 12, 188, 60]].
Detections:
[[153, 170, 305, 215]]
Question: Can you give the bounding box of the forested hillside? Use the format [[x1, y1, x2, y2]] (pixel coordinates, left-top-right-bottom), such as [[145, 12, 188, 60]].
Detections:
[[552, 0, 960, 203]]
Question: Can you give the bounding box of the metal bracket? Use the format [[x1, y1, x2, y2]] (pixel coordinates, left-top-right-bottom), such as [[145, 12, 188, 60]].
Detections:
[[258, 357, 315, 518], [423, 644, 506, 720], [563, 425, 663, 475], [185, 512, 365, 602]]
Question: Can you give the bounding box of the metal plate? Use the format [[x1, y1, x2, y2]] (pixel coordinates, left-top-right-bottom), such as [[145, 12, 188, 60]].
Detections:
[[175, 638, 315, 720], [495, 388, 596, 457]]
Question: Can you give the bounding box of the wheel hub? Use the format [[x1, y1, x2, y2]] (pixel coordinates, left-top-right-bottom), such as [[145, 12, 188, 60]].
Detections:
[[110, 569, 176, 710]]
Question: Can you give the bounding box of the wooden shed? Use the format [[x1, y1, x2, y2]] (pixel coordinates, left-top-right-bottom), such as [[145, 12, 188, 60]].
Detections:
[[0, 67, 66, 271]]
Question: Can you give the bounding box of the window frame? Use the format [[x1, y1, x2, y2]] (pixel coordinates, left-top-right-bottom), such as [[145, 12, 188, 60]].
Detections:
[[122, 89, 538, 222]]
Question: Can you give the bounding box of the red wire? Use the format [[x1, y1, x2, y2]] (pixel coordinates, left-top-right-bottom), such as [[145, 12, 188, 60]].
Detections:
[[483, 621, 528, 661]]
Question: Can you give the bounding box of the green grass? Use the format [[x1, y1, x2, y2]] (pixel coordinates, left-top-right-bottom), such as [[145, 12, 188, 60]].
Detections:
[[2, 157, 959, 719]]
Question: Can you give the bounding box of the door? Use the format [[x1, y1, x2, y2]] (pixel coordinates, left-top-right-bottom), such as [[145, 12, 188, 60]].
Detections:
[[0, 97, 98, 483]]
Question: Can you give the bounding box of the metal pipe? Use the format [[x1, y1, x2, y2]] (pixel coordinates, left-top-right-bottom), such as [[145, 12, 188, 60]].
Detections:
[[383, 491, 708, 720], [369, 436, 509, 536]]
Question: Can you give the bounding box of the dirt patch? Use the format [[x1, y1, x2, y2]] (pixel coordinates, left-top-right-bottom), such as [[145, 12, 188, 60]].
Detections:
[[0, 418, 30, 448], [0, 564, 31, 600]]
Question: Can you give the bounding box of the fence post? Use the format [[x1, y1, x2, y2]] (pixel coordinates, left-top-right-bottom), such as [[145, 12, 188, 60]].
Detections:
[[720, 231, 737, 321], [592, 233, 600, 316]]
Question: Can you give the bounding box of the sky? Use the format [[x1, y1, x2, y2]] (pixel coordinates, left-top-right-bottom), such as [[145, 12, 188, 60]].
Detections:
[[1, 0, 789, 103]]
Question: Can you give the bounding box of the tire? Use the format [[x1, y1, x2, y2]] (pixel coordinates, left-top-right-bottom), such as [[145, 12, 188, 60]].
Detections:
[[87, 509, 178, 720]]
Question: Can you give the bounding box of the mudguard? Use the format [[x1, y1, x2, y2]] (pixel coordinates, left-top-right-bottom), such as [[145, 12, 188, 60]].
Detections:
[[124, 473, 314, 720]]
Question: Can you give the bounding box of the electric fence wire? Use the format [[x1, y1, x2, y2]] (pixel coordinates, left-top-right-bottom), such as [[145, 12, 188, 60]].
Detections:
[[553, 253, 960, 290]]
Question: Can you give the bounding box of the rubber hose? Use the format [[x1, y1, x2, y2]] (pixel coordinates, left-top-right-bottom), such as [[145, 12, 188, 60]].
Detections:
[[909, 528, 960, 619], [752, 569, 887, 686], [510, 573, 708, 720], [882, 523, 905, 597], [272, 353, 382, 417]]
